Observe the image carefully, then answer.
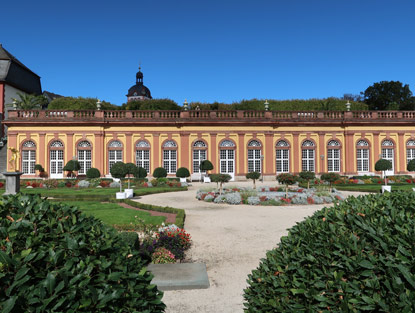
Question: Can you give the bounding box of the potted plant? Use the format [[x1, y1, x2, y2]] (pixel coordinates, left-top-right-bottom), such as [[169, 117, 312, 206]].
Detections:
[[153, 167, 167, 179], [34, 164, 44, 176], [246, 171, 261, 189], [320, 172, 341, 192], [63, 160, 81, 178], [375, 159, 393, 193], [176, 167, 190, 183], [200, 160, 213, 183], [110, 162, 128, 199], [276, 173, 297, 199], [123, 163, 139, 198]]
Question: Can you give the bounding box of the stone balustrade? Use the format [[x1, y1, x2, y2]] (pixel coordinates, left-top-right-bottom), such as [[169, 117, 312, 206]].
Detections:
[[6, 109, 415, 123]]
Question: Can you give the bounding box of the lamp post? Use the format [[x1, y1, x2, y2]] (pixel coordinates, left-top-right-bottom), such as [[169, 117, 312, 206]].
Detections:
[[345, 101, 351, 111], [96, 99, 102, 111], [264, 100, 269, 111], [183, 99, 188, 111], [261, 154, 264, 182]]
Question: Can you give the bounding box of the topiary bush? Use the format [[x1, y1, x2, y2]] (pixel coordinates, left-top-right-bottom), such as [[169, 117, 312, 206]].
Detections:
[[176, 167, 190, 178], [244, 191, 415, 312], [63, 160, 81, 178], [110, 162, 127, 192], [320, 172, 341, 191], [86, 167, 101, 178], [134, 167, 147, 179], [299, 171, 315, 189], [0, 194, 165, 312], [210, 173, 232, 194], [153, 167, 167, 178], [407, 159, 415, 172], [276, 173, 297, 198], [200, 160, 214, 173], [246, 172, 261, 189], [375, 159, 393, 185]]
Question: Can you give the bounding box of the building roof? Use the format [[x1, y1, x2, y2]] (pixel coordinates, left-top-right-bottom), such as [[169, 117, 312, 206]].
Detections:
[[127, 67, 152, 99], [0, 44, 42, 95], [43, 90, 63, 102]]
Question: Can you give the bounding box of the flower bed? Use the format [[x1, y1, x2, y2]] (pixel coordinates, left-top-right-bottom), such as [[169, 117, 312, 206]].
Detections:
[[196, 186, 345, 206]]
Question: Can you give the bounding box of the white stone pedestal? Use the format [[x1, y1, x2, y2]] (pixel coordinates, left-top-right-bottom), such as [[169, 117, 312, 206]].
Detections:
[[3, 172, 23, 195]]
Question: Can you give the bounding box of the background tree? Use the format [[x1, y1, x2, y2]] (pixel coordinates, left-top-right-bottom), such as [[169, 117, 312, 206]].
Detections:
[[210, 173, 231, 195], [63, 160, 81, 178], [363, 81, 413, 110], [11, 93, 48, 110], [110, 162, 128, 192], [48, 97, 119, 110], [122, 99, 180, 111], [276, 173, 297, 198], [320, 173, 341, 192], [246, 172, 261, 189], [299, 171, 315, 189], [375, 159, 393, 185]]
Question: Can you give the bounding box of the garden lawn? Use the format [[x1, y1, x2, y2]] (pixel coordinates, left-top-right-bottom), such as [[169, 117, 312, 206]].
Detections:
[[19, 186, 186, 199], [60, 200, 165, 229]]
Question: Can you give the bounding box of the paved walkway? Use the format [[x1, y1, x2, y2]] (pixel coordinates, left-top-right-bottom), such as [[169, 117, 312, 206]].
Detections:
[[134, 181, 368, 313]]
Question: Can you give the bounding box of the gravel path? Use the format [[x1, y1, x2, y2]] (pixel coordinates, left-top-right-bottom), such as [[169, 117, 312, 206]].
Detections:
[[134, 182, 369, 313]]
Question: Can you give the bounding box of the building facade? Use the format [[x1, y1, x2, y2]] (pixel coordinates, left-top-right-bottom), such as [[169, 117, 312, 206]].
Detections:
[[5, 109, 415, 180]]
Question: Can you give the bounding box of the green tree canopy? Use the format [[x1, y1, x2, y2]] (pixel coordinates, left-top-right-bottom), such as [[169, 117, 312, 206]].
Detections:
[[299, 171, 316, 189], [246, 172, 261, 189], [122, 99, 180, 110], [10, 92, 48, 110], [363, 81, 414, 110], [48, 97, 119, 110]]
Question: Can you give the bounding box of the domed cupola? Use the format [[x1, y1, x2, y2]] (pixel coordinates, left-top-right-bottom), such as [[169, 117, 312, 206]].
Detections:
[[127, 66, 152, 101]]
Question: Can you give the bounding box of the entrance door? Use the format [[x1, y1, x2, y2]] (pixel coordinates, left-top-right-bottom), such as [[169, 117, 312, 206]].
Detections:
[[50, 150, 64, 178], [382, 148, 394, 176], [220, 149, 234, 181]]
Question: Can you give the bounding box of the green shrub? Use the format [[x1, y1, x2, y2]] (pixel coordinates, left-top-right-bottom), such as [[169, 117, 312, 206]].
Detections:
[[134, 167, 147, 179], [63, 160, 81, 177], [244, 192, 415, 312], [110, 162, 127, 192], [86, 167, 101, 178], [200, 160, 214, 172], [276, 173, 297, 198], [210, 173, 231, 194], [153, 167, 167, 178], [375, 159, 393, 185], [176, 167, 190, 178], [0, 194, 165, 312], [118, 231, 140, 250], [407, 159, 415, 172], [34, 164, 44, 172]]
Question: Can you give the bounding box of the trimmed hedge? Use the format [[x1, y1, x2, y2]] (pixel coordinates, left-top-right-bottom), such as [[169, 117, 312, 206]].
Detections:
[[86, 167, 101, 178], [153, 167, 167, 178], [122, 198, 186, 229], [0, 194, 164, 312], [244, 191, 415, 312]]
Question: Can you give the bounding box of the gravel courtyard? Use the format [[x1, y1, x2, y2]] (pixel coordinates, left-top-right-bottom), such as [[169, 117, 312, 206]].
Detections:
[[135, 181, 366, 313]]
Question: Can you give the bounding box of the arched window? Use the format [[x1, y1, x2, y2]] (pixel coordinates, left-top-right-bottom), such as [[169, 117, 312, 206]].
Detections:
[[219, 139, 235, 177], [22, 140, 36, 175], [193, 140, 207, 174], [356, 140, 369, 172], [301, 140, 315, 172], [381, 139, 394, 175], [108, 140, 123, 172], [163, 140, 177, 174], [407, 140, 415, 164], [276, 140, 290, 173], [136, 140, 150, 173], [77, 140, 92, 175], [247, 140, 262, 173], [50, 140, 64, 178], [327, 140, 341, 172]]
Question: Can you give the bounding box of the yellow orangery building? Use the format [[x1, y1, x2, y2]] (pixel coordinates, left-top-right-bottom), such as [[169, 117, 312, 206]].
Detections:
[[5, 109, 415, 180]]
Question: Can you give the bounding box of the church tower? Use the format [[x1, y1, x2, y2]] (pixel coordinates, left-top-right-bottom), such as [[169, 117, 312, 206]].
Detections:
[[126, 67, 152, 102]]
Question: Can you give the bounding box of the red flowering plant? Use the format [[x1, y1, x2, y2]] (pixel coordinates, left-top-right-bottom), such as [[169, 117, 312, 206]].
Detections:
[[281, 198, 292, 204], [0, 182, 4, 188], [157, 224, 192, 251]]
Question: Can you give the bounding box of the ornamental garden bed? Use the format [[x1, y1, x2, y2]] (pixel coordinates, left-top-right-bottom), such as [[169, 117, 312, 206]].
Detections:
[[196, 186, 345, 205]]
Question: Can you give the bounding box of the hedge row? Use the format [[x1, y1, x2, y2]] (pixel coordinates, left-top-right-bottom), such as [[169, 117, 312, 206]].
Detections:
[[244, 191, 415, 312]]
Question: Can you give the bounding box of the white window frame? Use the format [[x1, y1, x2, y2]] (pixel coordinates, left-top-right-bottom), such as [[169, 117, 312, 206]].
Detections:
[[77, 140, 92, 175], [356, 140, 369, 172], [301, 140, 315, 172], [136, 140, 151, 174], [108, 140, 123, 172], [163, 140, 177, 174], [276, 140, 290, 173], [327, 140, 340, 173], [247, 140, 261, 173]]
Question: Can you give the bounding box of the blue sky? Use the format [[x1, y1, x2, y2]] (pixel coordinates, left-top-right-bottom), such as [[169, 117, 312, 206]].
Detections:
[[2, 0, 415, 106]]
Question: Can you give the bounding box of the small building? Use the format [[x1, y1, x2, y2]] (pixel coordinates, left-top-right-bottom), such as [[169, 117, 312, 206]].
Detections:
[[0, 44, 42, 138]]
